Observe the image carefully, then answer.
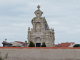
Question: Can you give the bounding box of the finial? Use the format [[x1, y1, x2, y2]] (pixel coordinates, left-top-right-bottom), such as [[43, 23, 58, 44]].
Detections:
[[5, 39, 7, 40], [28, 27, 30, 31], [52, 28, 54, 31], [37, 5, 40, 9], [51, 28, 52, 30]]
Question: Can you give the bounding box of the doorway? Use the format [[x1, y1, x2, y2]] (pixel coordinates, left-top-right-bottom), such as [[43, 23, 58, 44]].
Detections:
[[36, 43, 41, 47]]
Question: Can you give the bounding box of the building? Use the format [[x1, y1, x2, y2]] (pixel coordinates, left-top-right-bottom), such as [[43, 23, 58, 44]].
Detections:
[[55, 42, 75, 47], [10, 41, 28, 47], [10, 41, 24, 47], [28, 5, 55, 47], [2, 39, 12, 47], [2, 39, 28, 47]]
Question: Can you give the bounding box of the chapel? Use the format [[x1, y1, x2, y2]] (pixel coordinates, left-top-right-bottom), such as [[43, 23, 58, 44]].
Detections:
[[28, 5, 55, 47]]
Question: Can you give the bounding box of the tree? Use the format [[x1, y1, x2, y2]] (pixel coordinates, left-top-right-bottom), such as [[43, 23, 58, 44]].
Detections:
[[0, 52, 8, 60], [73, 44, 80, 47], [41, 42, 46, 47], [28, 41, 35, 47]]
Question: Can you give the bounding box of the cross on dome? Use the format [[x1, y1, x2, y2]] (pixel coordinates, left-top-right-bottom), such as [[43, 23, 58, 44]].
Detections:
[[37, 5, 40, 9]]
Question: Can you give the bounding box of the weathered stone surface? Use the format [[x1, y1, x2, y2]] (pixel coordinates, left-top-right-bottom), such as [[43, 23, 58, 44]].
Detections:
[[28, 5, 55, 47]]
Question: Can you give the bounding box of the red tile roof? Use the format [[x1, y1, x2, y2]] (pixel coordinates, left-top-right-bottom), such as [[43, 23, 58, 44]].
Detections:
[[60, 43, 71, 47], [55, 45, 58, 47], [55, 42, 75, 47], [15, 41, 24, 44]]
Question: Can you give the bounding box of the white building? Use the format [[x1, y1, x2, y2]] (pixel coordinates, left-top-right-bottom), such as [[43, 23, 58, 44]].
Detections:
[[10, 41, 23, 47]]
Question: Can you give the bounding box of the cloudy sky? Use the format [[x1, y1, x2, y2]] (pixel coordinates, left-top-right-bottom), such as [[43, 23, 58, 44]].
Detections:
[[0, 0, 80, 46]]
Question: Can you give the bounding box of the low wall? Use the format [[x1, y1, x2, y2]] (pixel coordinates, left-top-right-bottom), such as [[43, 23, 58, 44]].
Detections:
[[0, 47, 80, 60]]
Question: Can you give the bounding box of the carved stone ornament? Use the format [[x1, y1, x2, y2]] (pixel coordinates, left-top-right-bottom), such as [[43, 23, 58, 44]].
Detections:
[[34, 5, 43, 17]]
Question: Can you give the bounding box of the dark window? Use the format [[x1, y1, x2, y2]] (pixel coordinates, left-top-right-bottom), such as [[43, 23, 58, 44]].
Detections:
[[45, 24, 47, 30], [36, 43, 41, 47]]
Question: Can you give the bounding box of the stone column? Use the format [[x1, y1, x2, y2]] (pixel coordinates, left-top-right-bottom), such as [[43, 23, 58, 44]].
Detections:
[[28, 27, 31, 42]]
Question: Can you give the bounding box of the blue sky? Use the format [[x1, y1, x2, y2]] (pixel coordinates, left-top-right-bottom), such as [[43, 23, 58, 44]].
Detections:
[[0, 0, 80, 46]]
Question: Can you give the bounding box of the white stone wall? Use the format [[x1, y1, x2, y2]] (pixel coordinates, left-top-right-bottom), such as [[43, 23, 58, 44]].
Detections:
[[0, 48, 80, 60]]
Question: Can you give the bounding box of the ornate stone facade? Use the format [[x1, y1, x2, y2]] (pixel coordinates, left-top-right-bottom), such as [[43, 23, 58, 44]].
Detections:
[[28, 5, 55, 47]]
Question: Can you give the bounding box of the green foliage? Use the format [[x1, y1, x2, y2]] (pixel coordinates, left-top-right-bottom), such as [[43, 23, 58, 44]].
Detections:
[[28, 41, 35, 47], [73, 44, 80, 47], [41, 42, 46, 47], [0, 52, 8, 60]]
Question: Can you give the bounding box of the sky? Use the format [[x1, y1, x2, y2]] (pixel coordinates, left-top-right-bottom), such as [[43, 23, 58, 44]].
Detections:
[[0, 0, 80, 46]]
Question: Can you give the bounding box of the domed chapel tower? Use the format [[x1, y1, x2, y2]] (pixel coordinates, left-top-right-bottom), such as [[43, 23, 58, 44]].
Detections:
[[28, 5, 55, 47]]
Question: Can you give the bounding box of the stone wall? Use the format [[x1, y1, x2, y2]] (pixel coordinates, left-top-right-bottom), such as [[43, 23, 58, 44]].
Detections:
[[0, 47, 80, 60]]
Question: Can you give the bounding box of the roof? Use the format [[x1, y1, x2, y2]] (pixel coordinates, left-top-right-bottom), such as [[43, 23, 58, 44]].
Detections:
[[55, 42, 75, 47], [55, 45, 58, 47], [11, 41, 24, 46], [15, 41, 24, 44]]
